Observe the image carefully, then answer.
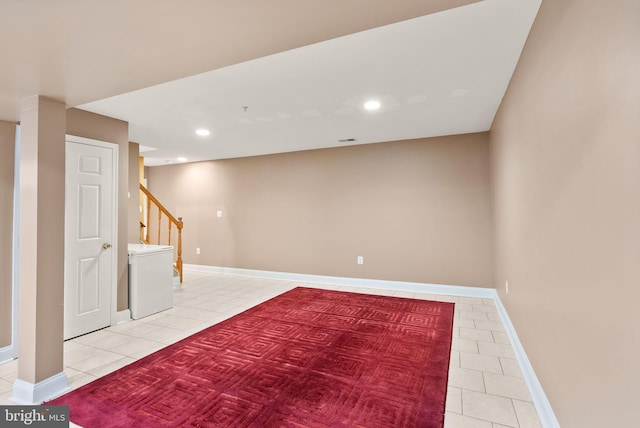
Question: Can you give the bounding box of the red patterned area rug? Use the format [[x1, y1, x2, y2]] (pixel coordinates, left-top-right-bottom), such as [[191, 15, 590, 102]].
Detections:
[[49, 287, 454, 427]]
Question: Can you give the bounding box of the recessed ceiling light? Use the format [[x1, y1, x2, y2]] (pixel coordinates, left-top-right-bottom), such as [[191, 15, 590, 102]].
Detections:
[[364, 100, 381, 111], [195, 129, 210, 136], [177, 157, 187, 162]]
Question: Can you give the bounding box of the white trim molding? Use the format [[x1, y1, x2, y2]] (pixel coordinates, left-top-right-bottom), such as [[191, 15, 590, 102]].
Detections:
[[112, 309, 132, 325], [183, 264, 496, 298], [0, 346, 16, 365], [7, 125, 21, 364], [10, 372, 70, 405], [493, 294, 561, 428], [184, 264, 560, 428]]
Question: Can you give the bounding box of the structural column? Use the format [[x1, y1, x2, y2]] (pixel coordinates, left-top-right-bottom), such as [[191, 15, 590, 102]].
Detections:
[[12, 96, 69, 404]]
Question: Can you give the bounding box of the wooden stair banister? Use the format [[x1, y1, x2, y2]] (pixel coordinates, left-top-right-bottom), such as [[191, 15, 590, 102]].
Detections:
[[139, 221, 147, 244], [140, 184, 184, 283]]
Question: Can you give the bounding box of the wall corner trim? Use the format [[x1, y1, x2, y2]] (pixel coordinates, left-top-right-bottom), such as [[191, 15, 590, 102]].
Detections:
[[10, 372, 70, 405], [184, 264, 560, 427]]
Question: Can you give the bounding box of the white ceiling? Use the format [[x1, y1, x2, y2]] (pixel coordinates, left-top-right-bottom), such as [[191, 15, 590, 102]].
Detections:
[[78, 0, 540, 166]]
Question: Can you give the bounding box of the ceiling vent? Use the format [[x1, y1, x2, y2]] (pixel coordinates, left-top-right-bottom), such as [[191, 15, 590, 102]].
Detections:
[[338, 138, 357, 143]]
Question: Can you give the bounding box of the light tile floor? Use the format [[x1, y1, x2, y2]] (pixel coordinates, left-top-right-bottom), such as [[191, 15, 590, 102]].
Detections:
[[0, 269, 543, 428]]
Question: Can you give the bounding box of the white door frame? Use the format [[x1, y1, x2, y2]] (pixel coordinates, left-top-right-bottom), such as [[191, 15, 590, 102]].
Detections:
[[10, 126, 20, 358], [65, 134, 119, 328], [0, 125, 21, 363]]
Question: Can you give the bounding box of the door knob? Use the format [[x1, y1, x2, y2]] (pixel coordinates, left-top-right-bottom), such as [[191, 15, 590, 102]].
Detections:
[[102, 243, 112, 250]]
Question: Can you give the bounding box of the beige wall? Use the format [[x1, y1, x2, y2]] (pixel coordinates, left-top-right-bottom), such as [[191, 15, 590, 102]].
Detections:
[[148, 133, 493, 287], [66, 108, 130, 310], [0, 121, 16, 348], [490, 0, 640, 426], [128, 142, 141, 244]]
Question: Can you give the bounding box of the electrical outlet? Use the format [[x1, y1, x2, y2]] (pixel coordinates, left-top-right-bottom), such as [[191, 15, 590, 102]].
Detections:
[[357, 256, 364, 265], [505, 280, 509, 294], [196, 247, 201, 255], [216, 210, 223, 218]]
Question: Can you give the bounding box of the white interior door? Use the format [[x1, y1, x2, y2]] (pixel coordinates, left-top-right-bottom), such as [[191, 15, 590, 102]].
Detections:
[[64, 139, 116, 340]]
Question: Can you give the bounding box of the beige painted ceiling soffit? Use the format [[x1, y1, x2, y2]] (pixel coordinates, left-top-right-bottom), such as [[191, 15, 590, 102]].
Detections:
[[0, 0, 481, 122]]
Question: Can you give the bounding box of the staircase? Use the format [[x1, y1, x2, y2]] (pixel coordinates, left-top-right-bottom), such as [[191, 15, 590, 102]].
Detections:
[[139, 184, 184, 283]]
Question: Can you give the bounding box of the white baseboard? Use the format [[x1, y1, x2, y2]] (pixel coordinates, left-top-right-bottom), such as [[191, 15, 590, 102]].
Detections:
[[10, 371, 70, 404], [0, 344, 17, 365], [184, 264, 560, 428], [112, 309, 131, 325], [493, 294, 561, 428], [183, 264, 496, 298]]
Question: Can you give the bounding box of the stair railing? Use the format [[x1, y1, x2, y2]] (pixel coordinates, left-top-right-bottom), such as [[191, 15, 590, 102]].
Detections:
[[139, 184, 183, 283]]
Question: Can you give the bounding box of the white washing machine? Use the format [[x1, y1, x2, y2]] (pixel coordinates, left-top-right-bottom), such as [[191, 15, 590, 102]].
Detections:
[[128, 244, 174, 319]]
